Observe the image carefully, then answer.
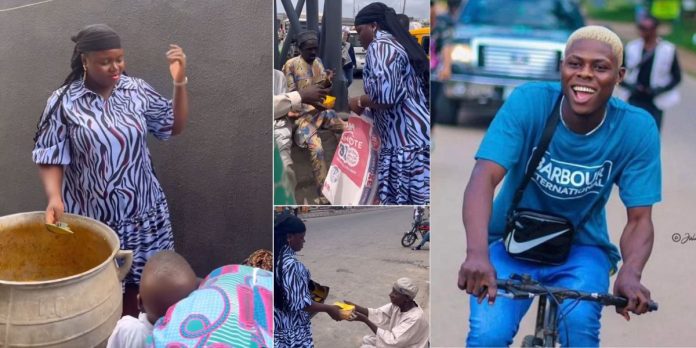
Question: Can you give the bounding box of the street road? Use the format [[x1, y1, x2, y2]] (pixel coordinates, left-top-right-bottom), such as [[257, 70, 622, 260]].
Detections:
[[296, 207, 430, 347], [348, 76, 365, 98], [430, 76, 696, 347]]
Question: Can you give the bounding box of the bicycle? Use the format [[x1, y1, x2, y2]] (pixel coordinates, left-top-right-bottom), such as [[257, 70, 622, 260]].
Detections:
[[495, 274, 658, 347]]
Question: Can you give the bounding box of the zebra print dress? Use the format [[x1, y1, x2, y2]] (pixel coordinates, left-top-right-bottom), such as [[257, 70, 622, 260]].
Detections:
[[363, 30, 431, 205], [274, 245, 314, 347], [32, 75, 175, 285]]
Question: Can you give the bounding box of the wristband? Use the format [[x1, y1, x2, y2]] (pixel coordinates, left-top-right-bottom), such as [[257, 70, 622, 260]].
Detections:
[[173, 76, 188, 86]]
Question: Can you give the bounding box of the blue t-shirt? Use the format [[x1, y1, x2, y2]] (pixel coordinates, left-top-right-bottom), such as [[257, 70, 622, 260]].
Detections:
[[476, 82, 661, 270]]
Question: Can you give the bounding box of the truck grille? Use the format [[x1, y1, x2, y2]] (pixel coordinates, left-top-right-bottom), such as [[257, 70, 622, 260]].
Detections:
[[479, 45, 561, 79]]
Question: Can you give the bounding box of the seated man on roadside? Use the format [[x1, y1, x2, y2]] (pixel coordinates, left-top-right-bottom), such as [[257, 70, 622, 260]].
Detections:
[[107, 251, 199, 348], [346, 277, 429, 348], [282, 30, 345, 204]]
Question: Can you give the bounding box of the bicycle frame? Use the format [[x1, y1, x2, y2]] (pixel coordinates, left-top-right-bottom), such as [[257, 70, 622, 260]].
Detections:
[[496, 274, 658, 347], [533, 294, 558, 347], [494, 292, 560, 347]]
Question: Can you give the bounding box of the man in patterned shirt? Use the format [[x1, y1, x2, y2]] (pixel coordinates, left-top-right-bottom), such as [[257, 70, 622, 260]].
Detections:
[[282, 30, 344, 204]]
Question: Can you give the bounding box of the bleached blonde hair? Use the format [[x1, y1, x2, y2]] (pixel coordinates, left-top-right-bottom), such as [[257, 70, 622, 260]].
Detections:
[[566, 25, 623, 67]]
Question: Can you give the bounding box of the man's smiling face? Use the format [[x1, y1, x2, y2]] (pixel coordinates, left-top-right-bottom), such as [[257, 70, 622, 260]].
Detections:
[[561, 38, 625, 116]]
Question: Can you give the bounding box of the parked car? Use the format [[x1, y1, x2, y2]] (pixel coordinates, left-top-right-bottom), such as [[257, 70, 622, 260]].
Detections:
[[437, 0, 584, 124]]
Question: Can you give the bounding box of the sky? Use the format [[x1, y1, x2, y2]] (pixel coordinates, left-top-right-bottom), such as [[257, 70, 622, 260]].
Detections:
[[276, 0, 430, 20]]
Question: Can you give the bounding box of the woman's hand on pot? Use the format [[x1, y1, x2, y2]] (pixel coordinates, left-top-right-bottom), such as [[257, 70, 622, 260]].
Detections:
[[166, 44, 187, 84], [45, 197, 64, 224]]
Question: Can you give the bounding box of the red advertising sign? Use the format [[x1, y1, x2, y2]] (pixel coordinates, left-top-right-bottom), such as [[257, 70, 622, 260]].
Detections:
[[334, 116, 371, 186]]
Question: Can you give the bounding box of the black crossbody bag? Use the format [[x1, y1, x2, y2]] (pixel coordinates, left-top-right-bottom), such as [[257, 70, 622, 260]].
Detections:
[[503, 95, 602, 265]]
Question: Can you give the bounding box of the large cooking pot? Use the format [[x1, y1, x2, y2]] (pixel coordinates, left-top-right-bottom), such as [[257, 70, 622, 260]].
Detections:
[[0, 212, 132, 347]]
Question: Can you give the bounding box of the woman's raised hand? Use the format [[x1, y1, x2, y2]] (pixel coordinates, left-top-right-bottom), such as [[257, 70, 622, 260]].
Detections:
[[166, 44, 187, 84]]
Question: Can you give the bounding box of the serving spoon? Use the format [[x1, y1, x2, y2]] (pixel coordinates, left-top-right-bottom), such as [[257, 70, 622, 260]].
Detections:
[[45, 221, 73, 235]]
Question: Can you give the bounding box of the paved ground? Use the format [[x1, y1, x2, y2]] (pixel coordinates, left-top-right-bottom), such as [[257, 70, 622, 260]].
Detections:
[[348, 75, 366, 98], [430, 74, 696, 347], [293, 207, 430, 347]]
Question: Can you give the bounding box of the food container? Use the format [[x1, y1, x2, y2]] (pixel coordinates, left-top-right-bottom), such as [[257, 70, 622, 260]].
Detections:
[[333, 301, 356, 320], [322, 95, 336, 109], [0, 212, 132, 347]]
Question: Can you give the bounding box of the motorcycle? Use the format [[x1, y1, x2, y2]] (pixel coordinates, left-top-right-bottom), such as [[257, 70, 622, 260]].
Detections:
[[401, 208, 430, 247]]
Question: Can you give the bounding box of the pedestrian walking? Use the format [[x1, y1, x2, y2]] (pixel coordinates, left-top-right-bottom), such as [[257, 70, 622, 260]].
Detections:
[[621, 15, 682, 131]]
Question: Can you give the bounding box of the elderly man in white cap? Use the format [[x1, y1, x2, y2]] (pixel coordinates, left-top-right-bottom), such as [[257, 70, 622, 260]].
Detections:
[[345, 277, 429, 348]]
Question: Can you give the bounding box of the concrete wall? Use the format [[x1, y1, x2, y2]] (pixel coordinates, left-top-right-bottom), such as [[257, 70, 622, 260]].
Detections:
[[0, 0, 272, 276]]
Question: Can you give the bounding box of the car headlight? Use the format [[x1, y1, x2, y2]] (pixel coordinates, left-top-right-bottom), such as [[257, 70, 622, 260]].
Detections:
[[451, 44, 474, 64]]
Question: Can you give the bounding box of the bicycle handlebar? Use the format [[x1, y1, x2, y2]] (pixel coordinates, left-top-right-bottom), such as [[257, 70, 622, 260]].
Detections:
[[496, 278, 658, 312]]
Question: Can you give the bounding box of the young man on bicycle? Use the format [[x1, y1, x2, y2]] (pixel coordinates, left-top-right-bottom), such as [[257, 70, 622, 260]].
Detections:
[[457, 26, 660, 347]]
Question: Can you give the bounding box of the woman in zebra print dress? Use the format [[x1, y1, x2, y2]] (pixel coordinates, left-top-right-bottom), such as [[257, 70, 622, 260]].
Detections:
[[350, 3, 431, 205], [274, 214, 343, 347], [32, 24, 188, 314]]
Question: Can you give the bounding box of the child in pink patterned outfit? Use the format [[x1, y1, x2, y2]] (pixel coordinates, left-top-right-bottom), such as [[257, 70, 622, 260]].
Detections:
[[149, 265, 274, 348], [107, 251, 199, 348]]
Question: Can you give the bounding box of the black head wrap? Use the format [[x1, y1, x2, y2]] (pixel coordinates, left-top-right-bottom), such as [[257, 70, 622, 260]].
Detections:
[[296, 30, 319, 48], [72, 24, 121, 53], [355, 2, 394, 26], [274, 213, 306, 236], [354, 3, 429, 97], [274, 213, 307, 310]]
